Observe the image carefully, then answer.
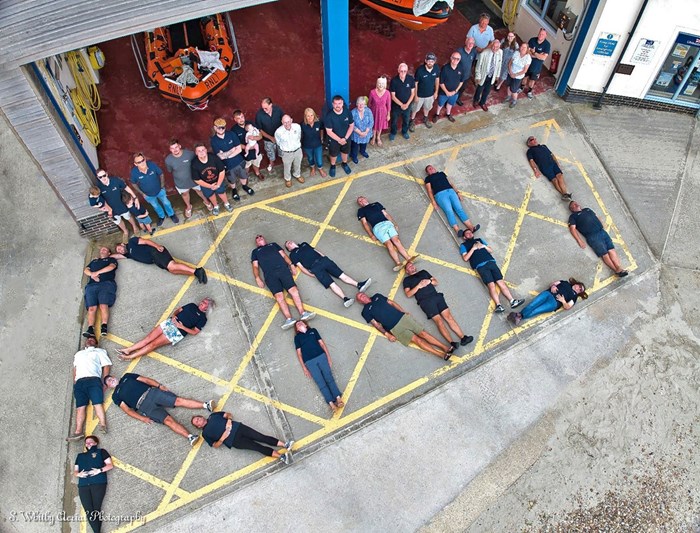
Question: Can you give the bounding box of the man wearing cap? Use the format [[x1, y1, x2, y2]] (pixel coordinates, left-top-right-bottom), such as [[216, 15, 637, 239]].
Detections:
[[389, 63, 416, 140], [434, 52, 464, 123], [255, 97, 285, 172], [454, 37, 477, 107], [130, 152, 179, 226], [274, 114, 304, 188], [526, 136, 572, 200], [410, 53, 440, 130], [210, 117, 255, 202]]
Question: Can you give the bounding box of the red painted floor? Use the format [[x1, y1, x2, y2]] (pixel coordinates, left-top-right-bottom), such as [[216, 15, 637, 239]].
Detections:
[[96, 0, 552, 189]]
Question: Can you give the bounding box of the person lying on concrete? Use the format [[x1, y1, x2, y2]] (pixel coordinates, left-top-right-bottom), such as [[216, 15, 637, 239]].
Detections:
[[293, 320, 345, 413], [105, 373, 214, 446], [113, 237, 207, 283], [285, 240, 372, 308], [356, 292, 454, 360], [424, 165, 480, 236], [460, 228, 525, 313], [83, 246, 118, 339], [526, 135, 572, 201], [508, 277, 588, 326], [116, 298, 214, 361], [67, 337, 112, 441], [403, 262, 473, 352], [251, 234, 316, 330], [568, 201, 629, 278], [192, 412, 294, 464], [357, 196, 418, 272]]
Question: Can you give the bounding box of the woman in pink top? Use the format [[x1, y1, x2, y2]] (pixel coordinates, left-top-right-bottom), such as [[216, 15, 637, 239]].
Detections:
[[368, 76, 391, 146]]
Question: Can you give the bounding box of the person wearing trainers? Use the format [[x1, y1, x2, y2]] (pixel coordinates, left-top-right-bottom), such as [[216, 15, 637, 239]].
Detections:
[[115, 298, 214, 361], [255, 97, 285, 174], [389, 63, 416, 140], [460, 228, 525, 313], [403, 262, 473, 352], [192, 412, 293, 464], [521, 28, 551, 100], [473, 39, 502, 112], [506, 42, 531, 108], [508, 278, 588, 326], [82, 246, 119, 340], [191, 143, 232, 215], [251, 235, 316, 330], [274, 114, 305, 188], [434, 52, 464, 123], [210, 117, 255, 202], [231, 110, 265, 181], [285, 240, 371, 308], [350, 96, 373, 164], [454, 37, 477, 107], [67, 337, 112, 442], [411, 52, 440, 130], [424, 165, 481, 235], [105, 373, 214, 445], [526, 136, 573, 200], [293, 321, 345, 413], [112, 237, 208, 283], [166, 139, 213, 218], [357, 292, 454, 360], [568, 201, 629, 277], [357, 196, 418, 272], [73, 435, 113, 533], [129, 152, 179, 226], [324, 95, 354, 177]]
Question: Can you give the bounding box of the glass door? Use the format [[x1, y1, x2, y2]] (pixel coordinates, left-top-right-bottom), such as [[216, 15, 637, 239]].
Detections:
[[647, 33, 700, 107]]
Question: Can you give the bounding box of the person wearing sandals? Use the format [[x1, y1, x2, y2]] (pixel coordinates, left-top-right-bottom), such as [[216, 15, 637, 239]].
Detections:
[[192, 412, 294, 464], [293, 321, 345, 413], [508, 278, 588, 326], [356, 292, 455, 360], [74, 435, 113, 533], [166, 139, 213, 219], [301, 107, 327, 178], [424, 165, 481, 236], [112, 237, 207, 283], [116, 298, 213, 360]]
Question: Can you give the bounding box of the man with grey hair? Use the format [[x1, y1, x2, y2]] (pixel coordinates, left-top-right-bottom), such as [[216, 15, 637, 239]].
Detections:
[[454, 36, 477, 107], [389, 62, 416, 140], [274, 114, 304, 188], [473, 39, 502, 112]]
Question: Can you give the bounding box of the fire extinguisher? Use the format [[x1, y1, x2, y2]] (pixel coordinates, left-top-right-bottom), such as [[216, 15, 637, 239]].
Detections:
[[550, 50, 561, 74]]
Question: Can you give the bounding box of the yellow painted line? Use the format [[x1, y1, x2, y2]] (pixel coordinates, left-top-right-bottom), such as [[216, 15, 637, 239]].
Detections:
[[111, 457, 190, 498], [333, 332, 377, 419], [382, 168, 424, 183], [526, 211, 568, 227], [232, 385, 329, 427]]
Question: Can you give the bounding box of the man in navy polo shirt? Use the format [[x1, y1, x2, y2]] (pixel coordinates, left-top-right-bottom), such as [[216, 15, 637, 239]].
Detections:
[[231, 109, 264, 181], [454, 37, 477, 107], [130, 152, 178, 226], [434, 52, 464, 123], [389, 63, 416, 140], [255, 97, 284, 173], [112, 237, 207, 283], [94, 169, 140, 240], [521, 28, 551, 98], [324, 95, 354, 177], [410, 53, 440, 130], [526, 135, 572, 200], [82, 246, 119, 339], [210, 117, 255, 202], [568, 201, 629, 277]]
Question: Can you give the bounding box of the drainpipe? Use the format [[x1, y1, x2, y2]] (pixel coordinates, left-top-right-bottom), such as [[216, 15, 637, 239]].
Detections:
[[593, 0, 649, 109]]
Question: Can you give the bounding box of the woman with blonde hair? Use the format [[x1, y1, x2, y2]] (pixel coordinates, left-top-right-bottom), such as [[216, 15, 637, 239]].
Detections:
[[350, 96, 374, 163], [300, 107, 327, 178], [368, 76, 391, 146], [508, 278, 588, 326]]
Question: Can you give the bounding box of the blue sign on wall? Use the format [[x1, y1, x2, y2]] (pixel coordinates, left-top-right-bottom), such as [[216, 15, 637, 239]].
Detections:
[[593, 33, 620, 57]]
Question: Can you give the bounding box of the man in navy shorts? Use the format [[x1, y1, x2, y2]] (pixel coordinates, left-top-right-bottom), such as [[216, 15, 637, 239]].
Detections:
[[82, 246, 118, 339], [112, 237, 207, 283], [568, 201, 629, 277], [521, 28, 551, 99], [526, 136, 572, 200], [251, 235, 316, 330]]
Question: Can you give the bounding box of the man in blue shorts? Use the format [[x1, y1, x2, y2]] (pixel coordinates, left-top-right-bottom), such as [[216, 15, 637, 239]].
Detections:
[[112, 237, 207, 283], [251, 235, 316, 330], [130, 152, 179, 226], [357, 196, 418, 271], [434, 52, 464, 123], [526, 136, 572, 200], [568, 201, 629, 277], [210, 117, 255, 201], [521, 28, 551, 99], [285, 240, 371, 307], [82, 246, 118, 339]]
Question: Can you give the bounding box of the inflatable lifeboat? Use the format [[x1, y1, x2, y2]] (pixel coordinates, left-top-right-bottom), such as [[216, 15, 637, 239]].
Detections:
[[142, 14, 236, 109], [359, 0, 453, 30]]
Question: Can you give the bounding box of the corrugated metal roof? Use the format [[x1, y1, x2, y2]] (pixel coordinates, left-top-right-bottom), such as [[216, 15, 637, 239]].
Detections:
[[0, 0, 274, 70]]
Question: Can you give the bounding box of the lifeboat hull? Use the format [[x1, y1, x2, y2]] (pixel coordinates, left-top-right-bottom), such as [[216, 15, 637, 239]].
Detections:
[[359, 0, 452, 30]]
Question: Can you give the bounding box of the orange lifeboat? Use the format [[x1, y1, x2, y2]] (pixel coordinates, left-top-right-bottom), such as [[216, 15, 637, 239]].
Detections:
[[143, 14, 235, 109], [359, 0, 452, 30]]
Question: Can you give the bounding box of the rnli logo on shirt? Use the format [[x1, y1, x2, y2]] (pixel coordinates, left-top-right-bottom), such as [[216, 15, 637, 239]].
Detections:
[[182, 159, 190, 164], [91, 452, 97, 459]]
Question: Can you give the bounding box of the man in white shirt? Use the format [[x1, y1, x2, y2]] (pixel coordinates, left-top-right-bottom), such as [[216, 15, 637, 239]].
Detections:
[[67, 337, 112, 441], [274, 115, 304, 188]]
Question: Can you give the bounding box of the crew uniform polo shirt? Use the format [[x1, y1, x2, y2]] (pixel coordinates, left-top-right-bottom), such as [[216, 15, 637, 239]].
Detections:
[[254, 105, 284, 138], [528, 37, 551, 73], [97, 177, 129, 215], [554, 280, 578, 309], [175, 303, 207, 336], [89, 195, 104, 209], [130, 161, 163, 196], [191, 154, 225, 185], [526, 144, 558, 179], [439, 63, 464, 93], [75, 448, 111, 486], [402, 270, 438, 305], [250, 242, 286, 274], [230, 123, 249, 146], [568, 208, 602, 237], [111, 373, 149, 409], [165, 149, 197, 190], [389, 75, 416, 107], [460, 238, 495, 269], [202, 412, 240, 448], [301, 121, 324, 149], [361, 294, 404, 331], [122, 236, 156, 264], [324, 108, 353, 138], [455, 47, 477, 82], [424, 171, 452, 194], [294, 328, 325, 362], [289, 242, 323, 269], [86, 257, 118, 284], [210, 131, 244, 169], [415, 64, 440, 98], [357, 202, 388, 228]]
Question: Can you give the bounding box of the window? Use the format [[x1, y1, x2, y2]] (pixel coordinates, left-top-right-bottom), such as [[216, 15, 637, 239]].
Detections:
[[647, 33, 700, 107], [526, 0, 581, 34]]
